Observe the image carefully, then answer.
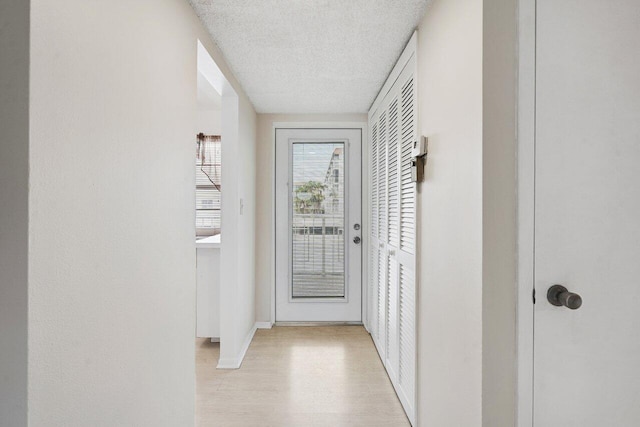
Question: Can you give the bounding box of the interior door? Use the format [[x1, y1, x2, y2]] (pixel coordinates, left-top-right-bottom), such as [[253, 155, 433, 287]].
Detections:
[[275, 128, 362, 322], [534, 1, 640, 425]]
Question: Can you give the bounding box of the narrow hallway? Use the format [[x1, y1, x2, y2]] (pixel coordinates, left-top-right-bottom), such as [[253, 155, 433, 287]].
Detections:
[[196, 326, 410, 426]]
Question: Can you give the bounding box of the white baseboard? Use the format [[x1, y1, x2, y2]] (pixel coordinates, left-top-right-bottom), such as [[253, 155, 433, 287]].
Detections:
[[255, 321, 273, 329], [216, 322, 262, 369]]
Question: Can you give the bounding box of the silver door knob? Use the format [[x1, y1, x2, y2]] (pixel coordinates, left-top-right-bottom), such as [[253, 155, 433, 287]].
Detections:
[[547, 284, 582, 310], [353, 236, 361, 244]]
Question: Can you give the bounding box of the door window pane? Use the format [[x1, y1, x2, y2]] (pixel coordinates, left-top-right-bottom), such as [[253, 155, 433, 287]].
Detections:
[[291, 143, 345, 298]]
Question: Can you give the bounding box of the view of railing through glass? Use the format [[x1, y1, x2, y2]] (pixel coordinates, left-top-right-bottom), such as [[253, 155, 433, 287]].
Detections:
[[291, 142, 345, 298]]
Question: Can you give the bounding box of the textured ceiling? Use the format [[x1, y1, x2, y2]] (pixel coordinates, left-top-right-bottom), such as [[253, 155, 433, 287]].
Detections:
[[190, 0, 429, 114]]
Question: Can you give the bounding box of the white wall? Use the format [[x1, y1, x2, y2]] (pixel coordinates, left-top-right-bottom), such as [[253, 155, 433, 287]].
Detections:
[[482, 0, 518, 425], [416, 1, 484, 424], [415, 0, 518, 425], [235, 98, 257, 351], [195, 41, 257, 367], [196, 110, 222, 135], [254, 114, 367, 323], [218, 94, 257, 367], [0, 0, 29, 424], [27, 0, 256, 425]]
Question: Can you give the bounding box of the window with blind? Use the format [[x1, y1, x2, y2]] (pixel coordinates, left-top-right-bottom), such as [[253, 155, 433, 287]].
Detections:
[[196, 134, 221, 236], [291, 142, 345, 298]]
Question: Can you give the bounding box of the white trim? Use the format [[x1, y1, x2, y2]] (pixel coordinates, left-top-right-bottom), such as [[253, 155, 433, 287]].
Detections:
[[516, 0, 536, 425], [216, 323, 258, 369], [198, 40, 249, 372], [361, 125, 370, 333], [273, 128, 363, 322], [368, 31, 417, 120], [413, 33, 420, 427], [195, 234, 221, 249], [197, 40, 235, 97], [255, 321, 273, 329], [275, 321, 363, 327], [272, 122, 367, 130], [285, 137, 352, 305], [271, 127, 277, 326], [396, 381, 415, 427]]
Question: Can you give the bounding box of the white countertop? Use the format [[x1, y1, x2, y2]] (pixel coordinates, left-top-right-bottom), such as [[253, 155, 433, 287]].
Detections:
[[196, 234, 221, 249]]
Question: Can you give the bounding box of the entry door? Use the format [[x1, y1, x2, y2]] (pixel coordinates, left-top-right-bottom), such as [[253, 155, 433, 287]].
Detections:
[[275, 128, 362, 322], [534, 1, 640, 425]]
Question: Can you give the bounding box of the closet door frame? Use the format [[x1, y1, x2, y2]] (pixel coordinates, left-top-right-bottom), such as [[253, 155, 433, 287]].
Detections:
[[367, 32, 418, 426]]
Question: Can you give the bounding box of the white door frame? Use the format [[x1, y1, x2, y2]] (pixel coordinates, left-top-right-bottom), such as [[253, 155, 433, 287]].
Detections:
[[521, 1, 640, 422], [270, 122, 369, 325], [274, 128, 362, 322], [516, 0, 536, 425]]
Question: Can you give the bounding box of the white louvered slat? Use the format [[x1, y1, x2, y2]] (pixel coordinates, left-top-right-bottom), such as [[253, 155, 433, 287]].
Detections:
[[369, 119, 379, 338], [388, 98, 400, 248], [400, 77, 416, 254], [371, 123, 379, 240], [369, 244, 379, 339], [386, 255, 399, 381], [377, 113, 387, 243], [399, 263, 415, 399], [369, 121, 379, 336], [377, 249, 387, 359]]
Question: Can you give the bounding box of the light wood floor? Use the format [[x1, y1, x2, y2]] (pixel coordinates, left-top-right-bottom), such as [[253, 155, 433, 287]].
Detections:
[[196, 326, 410, 426]]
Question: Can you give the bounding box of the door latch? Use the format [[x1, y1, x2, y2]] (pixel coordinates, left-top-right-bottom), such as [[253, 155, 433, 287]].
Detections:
[[547, 284, 582, 310]]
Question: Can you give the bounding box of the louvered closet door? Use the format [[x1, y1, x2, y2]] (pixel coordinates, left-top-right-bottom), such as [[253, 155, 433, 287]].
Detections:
[[369, 123, 380, 342], [385, 95, 400, 383], [397, 69, 416, 418], [376, 111, 388, 360], [368, 45, 417, 426]]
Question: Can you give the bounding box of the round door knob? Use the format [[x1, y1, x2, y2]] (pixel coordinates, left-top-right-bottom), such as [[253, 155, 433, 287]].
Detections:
[[547, 284, 582, 310], [353, 236, 361, 244]]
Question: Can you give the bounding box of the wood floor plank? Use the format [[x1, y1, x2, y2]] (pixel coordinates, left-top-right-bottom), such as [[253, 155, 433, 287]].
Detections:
[[196, 326, 410, 426]]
